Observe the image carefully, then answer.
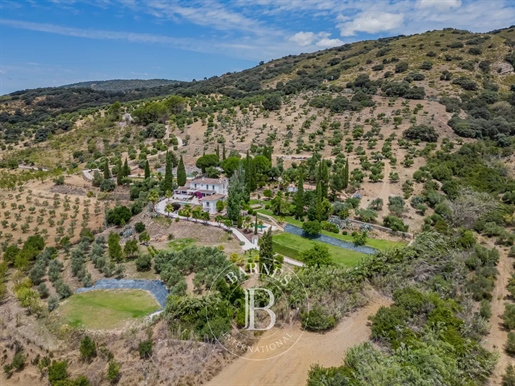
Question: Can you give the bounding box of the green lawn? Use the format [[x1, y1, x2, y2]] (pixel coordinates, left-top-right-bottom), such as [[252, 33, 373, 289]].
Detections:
[[167, 238, 196, 251], [272, 232, 367, 268], [60, 290, 160, 329], [257, 209, 405, 251]]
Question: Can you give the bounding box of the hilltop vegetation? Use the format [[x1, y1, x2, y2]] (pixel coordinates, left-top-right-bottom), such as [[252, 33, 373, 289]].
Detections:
[[0, 25, 515, 386]]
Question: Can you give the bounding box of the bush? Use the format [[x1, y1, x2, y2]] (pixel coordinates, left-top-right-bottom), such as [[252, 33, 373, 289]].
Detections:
[[503, 364, 515, 386], [383, 215, 408, 232], [138, 339, 153, 359], [136, 254, 152, 271], [301, 307, 336, 331], [79, 336, 96, 361], [503, 303, 515, 330], [107, 360, 120, 383], [100, 179, 116, 192], [403, 125, 439, 142], [106, 206, 132, 226], [507, 332, 515, 355], [48, 360, 68, 384], [134, 222, 146, 233], [479, 300, 492, 319], [262, 95, 282, 111]]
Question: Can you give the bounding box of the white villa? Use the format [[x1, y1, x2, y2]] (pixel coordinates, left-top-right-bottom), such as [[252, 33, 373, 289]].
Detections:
[[174, 176, 228, 214]]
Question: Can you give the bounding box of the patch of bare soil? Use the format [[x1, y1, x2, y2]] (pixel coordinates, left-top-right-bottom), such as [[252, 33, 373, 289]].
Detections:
[[484, 242, 515, 385], [205, 292, 391, 386]]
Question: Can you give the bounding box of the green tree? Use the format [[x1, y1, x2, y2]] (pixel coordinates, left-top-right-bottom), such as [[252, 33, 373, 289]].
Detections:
[[227, 165, 246, 223], [124, 239, 139, 257], [103, 159, 110, 180], [144, 160, 151, 180], [259, 228, 275, 274], [163, 151, 174, 192], [318, 160, 329, 199], [116, 160, 123, 185], [48, 360, 68, 385], [294, 171, 305, 219], [302, 220, 322, 237], [108, 232, 123, 262], [176, 155, 186, 187], [302, 243, 332, 267], [147, 190, 159, 210], [196, 154, 219, 173], [123, 158, 130, 177]]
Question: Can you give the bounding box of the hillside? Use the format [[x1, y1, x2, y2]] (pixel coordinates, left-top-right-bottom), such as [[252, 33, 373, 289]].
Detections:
[[0, 26, 515, 386], [61, 79, 180, 92]]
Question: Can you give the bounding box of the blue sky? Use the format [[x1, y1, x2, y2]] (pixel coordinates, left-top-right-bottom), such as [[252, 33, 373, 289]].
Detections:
[[1, 0, 514, 95]]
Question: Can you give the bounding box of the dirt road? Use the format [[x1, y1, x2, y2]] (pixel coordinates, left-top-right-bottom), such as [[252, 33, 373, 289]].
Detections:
[[484, 244, 515, 385], [206, 295, 391, 386]]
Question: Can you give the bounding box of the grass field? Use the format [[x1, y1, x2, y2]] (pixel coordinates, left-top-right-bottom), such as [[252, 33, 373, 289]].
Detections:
[[60, 290, 160, 329], [272, 232, 367, 268], [167, 238, 196, 251], [257, 209, 405, 250]]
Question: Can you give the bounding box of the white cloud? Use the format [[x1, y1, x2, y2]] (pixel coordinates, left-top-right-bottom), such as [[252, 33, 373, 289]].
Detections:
[[289, 31, 344, 47], [316, 37, 344, 47], [338, 11, 404, 36], [418, 0, 462, 10], [289, 31, 316, 46]]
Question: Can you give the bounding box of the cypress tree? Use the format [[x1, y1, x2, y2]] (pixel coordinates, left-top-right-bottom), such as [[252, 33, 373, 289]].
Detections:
[[144, 160, 151, 180], [177, 155, 186, 187], [222, 144, 226, 160], [343, 159, 349, 189], [163, 151, 174, 192], [123, 158, 130, 177], [258, 228, 275, 275], [318, 160, 329, 199], [294, 170, 305, 219], [116, 160, 123, 185], [216, 144, 220, 159], [315, 181, 323, 222], [103, 159, 110, 180]]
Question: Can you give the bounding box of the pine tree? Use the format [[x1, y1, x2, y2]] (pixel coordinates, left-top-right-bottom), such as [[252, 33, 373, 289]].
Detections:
[[294, 170, 305, 219], [116, 160, 123, 186], [144, 160, 151, 180], [177, 155, 186, 187], [258, 228, 275, 275], [123, 158, 130, 177], [163, 152, 174, 192], [103, 159, 110, 180]]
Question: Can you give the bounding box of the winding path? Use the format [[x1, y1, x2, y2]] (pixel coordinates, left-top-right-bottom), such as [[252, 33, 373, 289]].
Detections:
[[154, 199, 305, 267]]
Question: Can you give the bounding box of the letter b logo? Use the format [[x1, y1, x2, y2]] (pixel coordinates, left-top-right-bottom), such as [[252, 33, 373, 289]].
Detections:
[[244, 288, 276, 331]]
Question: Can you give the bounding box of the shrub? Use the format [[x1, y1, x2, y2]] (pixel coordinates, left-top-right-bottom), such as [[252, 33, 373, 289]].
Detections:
[[383, 215, 408, 232], [134, 222, 146, 233], [48, 360, 68, 384], [107, 360, 120, 383], [403, 125, 439, 142], [479, 300, 491, 319], [79, 336, 96, 361], [503, 364, 515, 386], [395, 62, 409, 73], [301, 307, 336, 331], [106, 206, 132, 226], [503, 303, 515, 330], [136, 254, 152, 271], [138, 339, 153, 359], [508, 332, 515, 355]]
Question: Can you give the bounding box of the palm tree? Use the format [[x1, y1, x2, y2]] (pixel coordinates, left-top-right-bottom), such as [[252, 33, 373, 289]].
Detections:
[[147, 190, 159, 211], [165, 203, 173, 217], [182, 204, 192, 220]]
